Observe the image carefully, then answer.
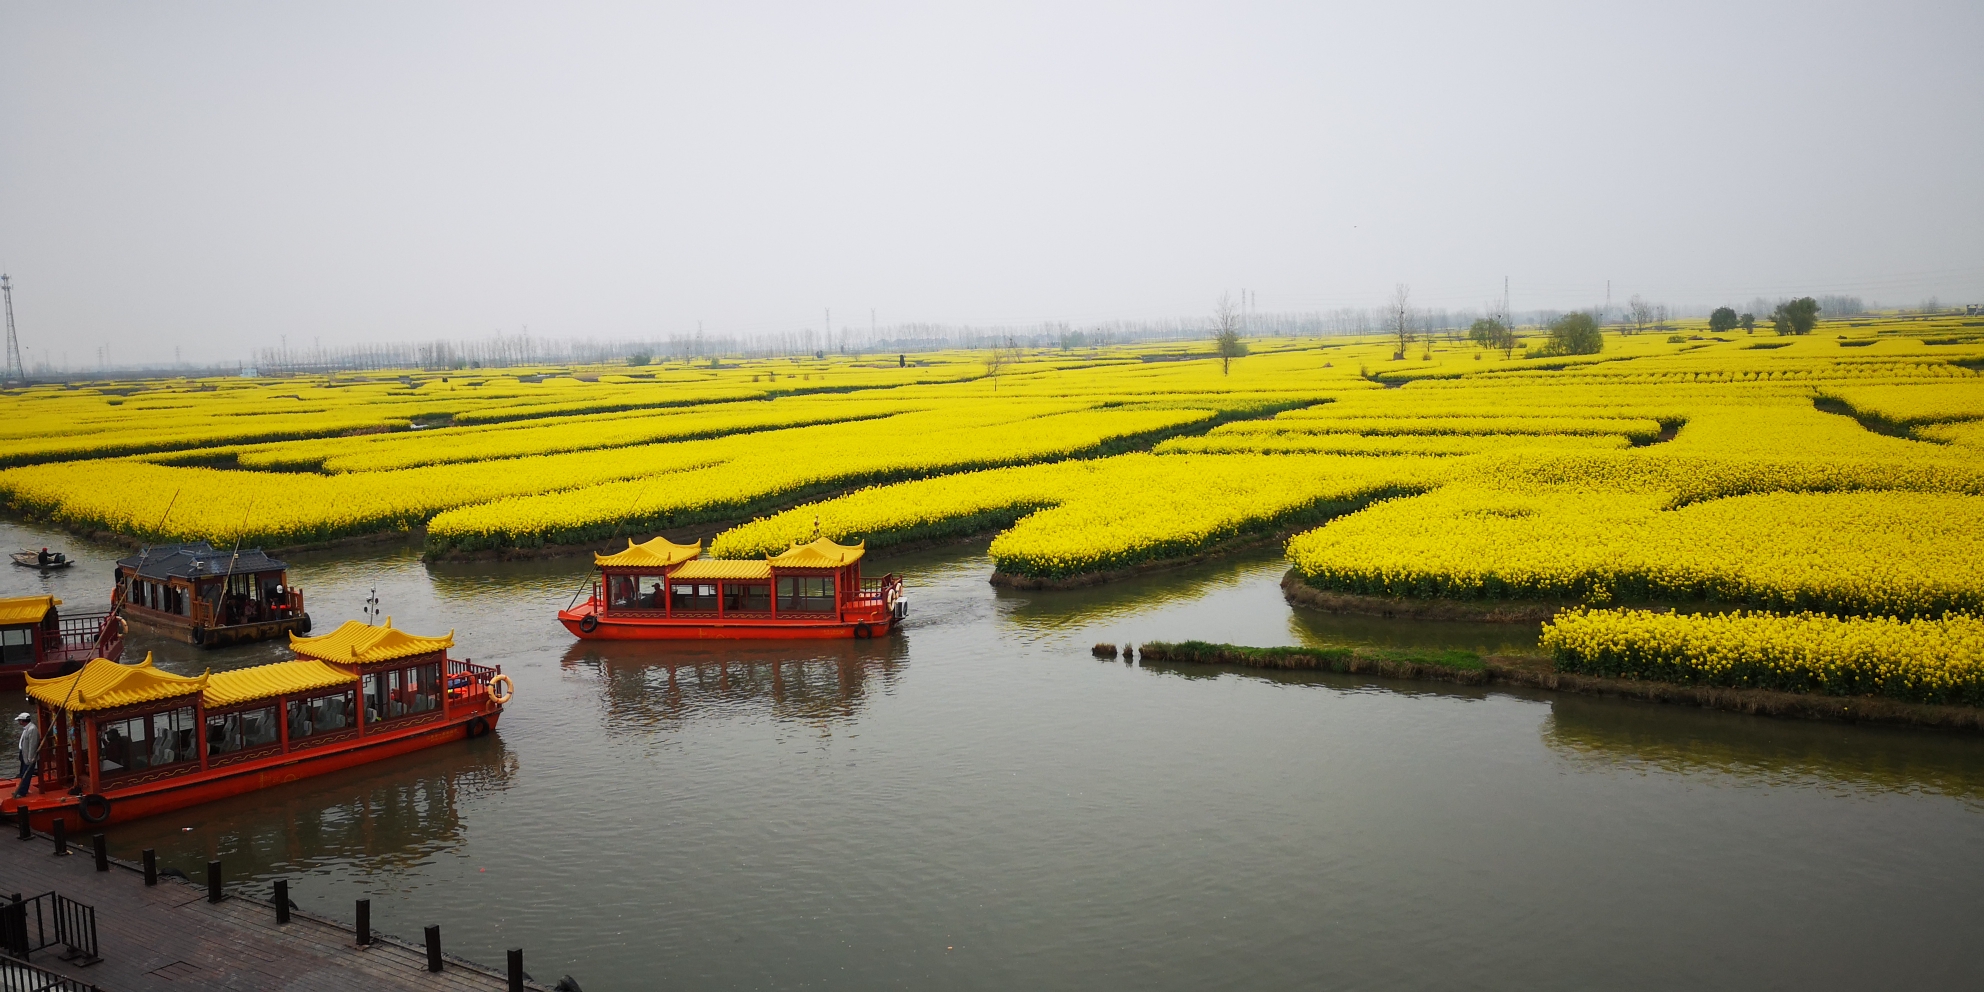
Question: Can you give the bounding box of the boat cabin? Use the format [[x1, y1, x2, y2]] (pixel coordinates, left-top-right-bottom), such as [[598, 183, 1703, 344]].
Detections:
[[0, 595, 122, 689], [560, 536, 906, 639], [8, 619, 508, 827], [113, 542, 311, 647]]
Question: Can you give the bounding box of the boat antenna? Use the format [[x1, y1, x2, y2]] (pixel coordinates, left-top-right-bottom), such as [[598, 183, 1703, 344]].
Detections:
[[363, 586, 382, 625], [206, 502, 253, 622], [116, 488, 181, 610], [567, 479, 666, 610]]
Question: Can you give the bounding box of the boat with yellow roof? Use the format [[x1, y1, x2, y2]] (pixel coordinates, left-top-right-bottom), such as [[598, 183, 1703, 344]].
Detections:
[[557, 536, 905, 640], [0, 618, 509, 830]]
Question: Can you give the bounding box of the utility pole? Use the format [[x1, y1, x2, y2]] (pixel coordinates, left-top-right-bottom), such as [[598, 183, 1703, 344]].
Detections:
[[1503, 277, 1511, 328], [1, 275, 24, 385], [1605, 280, 1611, 323]]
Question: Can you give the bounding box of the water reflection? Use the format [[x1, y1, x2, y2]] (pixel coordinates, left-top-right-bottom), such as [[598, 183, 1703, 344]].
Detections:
[[561, 638, 908, 730], [112, 735, 521, 882], [1542, 693, 1984, 806], [1139, 649, 1984, 805]]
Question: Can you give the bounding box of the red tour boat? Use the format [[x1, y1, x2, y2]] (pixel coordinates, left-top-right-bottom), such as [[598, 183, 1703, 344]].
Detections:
[[1, 618, 510, 830], [557, 536, 906, 640], [0, 595, 124, 689]]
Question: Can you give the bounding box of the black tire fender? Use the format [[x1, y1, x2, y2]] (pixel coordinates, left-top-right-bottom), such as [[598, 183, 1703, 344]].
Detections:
[[465, 717, 490, 739], [852, 623, 873, 639], [79, 794, 111, 824], [579, 614, 598, 634]]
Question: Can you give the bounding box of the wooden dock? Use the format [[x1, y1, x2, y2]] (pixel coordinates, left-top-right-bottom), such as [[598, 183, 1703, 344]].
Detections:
[[0, 827, 556, 991]]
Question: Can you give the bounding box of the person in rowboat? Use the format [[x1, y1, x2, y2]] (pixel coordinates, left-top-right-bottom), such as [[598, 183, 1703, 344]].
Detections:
[[13, 713, 39, 797]]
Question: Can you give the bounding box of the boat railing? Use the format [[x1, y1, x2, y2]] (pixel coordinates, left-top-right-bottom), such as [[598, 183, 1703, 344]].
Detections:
[[447, 657, 501, 700], [47, 612, 117, 664], [0, 890, 99, 966], [848, 574, 902, 606]]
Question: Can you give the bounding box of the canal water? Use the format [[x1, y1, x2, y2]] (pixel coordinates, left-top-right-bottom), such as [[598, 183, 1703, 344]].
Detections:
[[3, 520, 1982, 990]]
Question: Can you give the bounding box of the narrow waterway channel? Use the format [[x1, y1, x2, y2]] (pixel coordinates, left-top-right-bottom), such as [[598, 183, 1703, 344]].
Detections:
[[3, 520, 1982, 990]]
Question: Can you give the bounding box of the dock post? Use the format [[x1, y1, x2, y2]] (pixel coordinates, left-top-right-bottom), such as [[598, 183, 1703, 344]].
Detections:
[[507, 948, 524, 992], [207, 861, 223, 903], [424, 925, 442, 972], [274, 879, 289, 924], [14, 807, 26, 840], [355, 898, 371, 946], [92, 833, 107, 871], [51, 817, 66, 856], [142, 848, 157, 885]]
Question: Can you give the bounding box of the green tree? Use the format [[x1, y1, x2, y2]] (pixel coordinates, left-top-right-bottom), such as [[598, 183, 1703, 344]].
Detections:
[[1772, 297, 1820, 335], [1739, 313, 1756, 333], [1535, 312, 1604, 356], [1708, 307, 1738, 334], [1468, 317, 1516, 358]]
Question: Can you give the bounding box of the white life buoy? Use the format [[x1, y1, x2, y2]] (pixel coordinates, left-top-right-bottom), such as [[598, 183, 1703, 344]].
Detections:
[[487, 674, 514, 705]]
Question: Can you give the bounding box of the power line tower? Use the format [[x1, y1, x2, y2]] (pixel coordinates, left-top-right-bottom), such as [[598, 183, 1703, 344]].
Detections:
[[1, 274, 24, 386]]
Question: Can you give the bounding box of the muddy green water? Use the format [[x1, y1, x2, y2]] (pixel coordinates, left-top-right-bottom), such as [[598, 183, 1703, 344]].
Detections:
[[4, 521, 1982, 990]]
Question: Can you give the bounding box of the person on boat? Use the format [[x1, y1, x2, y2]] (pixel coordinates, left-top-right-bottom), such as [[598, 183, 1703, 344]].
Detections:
[[13, 713, 39, 797], [36, 548, 49, 567]]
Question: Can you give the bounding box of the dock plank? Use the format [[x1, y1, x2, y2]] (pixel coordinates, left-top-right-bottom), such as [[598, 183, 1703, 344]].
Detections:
[[0, 833, 552, 991]]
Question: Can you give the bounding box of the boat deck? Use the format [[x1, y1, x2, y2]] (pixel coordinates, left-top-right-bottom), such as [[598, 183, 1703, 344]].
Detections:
[[0, 828, 554, 991]]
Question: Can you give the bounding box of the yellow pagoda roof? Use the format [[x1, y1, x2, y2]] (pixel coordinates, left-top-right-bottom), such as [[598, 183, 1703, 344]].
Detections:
[[0, 595, 59, 627], [769, 538, 864, 569], [26, 655, 206, 712], [595, 536, 702, 569], [669, 559, 774, 581], [289, 618, 453, 663], [204, 659, 358, 708]]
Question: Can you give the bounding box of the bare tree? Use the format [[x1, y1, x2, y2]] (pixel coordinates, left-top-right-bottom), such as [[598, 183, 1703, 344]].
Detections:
[[1387, 284, 1414, 359], [1212, 293, 1248, 375], [984, 338, 1008, 389], [1627, 296, 1654, 336]]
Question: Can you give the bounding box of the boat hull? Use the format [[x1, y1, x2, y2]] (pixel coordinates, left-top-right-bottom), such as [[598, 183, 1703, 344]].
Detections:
[[557, 610, 899, 640], [0, 707, 501, 831], [123, 605, 312, 647]]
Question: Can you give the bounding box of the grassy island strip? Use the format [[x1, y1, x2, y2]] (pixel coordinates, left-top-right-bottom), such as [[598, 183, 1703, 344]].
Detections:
[[1133, 634, 1984, 731], [1132, 640, 1488, 681]]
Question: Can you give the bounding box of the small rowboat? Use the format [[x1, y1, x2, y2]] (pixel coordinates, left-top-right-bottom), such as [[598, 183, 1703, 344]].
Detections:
[[11, 550, 72, 570]]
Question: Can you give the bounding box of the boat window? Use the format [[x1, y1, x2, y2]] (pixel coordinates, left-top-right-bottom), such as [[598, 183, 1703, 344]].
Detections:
[[777, 576, 836, 613], [206, 705, 279, 756], [365, 663, 444, 723], [608, 575, 638, 610], [671, 582, 717, 612], [98, 706, 199, 778], [0, 627, 32, 665], [406, 663, 441, 714], [723, 583, 771, 612], [287, 689, 356, 742], [363, 669, 406, 721]]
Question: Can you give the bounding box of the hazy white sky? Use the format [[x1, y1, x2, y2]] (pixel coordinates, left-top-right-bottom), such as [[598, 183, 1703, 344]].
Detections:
[[2, 1, 1980, 364]]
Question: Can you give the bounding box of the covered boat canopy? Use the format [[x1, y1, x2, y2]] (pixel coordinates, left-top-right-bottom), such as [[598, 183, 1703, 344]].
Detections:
[[595, 536, 701, 569], [26, 654, 205, 712], [117, 542, 290, 581], [0, 595, 60, 626], [205, 659, 357, 708], [290, 618, 454, 663], [670, 559, 774, 581], [769, 538, 865, 569]]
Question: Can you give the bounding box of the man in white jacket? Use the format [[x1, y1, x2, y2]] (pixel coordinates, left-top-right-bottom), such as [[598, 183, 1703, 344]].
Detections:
[[13, 713, 39, 798]]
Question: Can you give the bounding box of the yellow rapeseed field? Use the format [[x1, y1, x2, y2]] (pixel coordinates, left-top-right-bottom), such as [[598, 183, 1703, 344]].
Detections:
[[2, 312, 1982, 698]]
